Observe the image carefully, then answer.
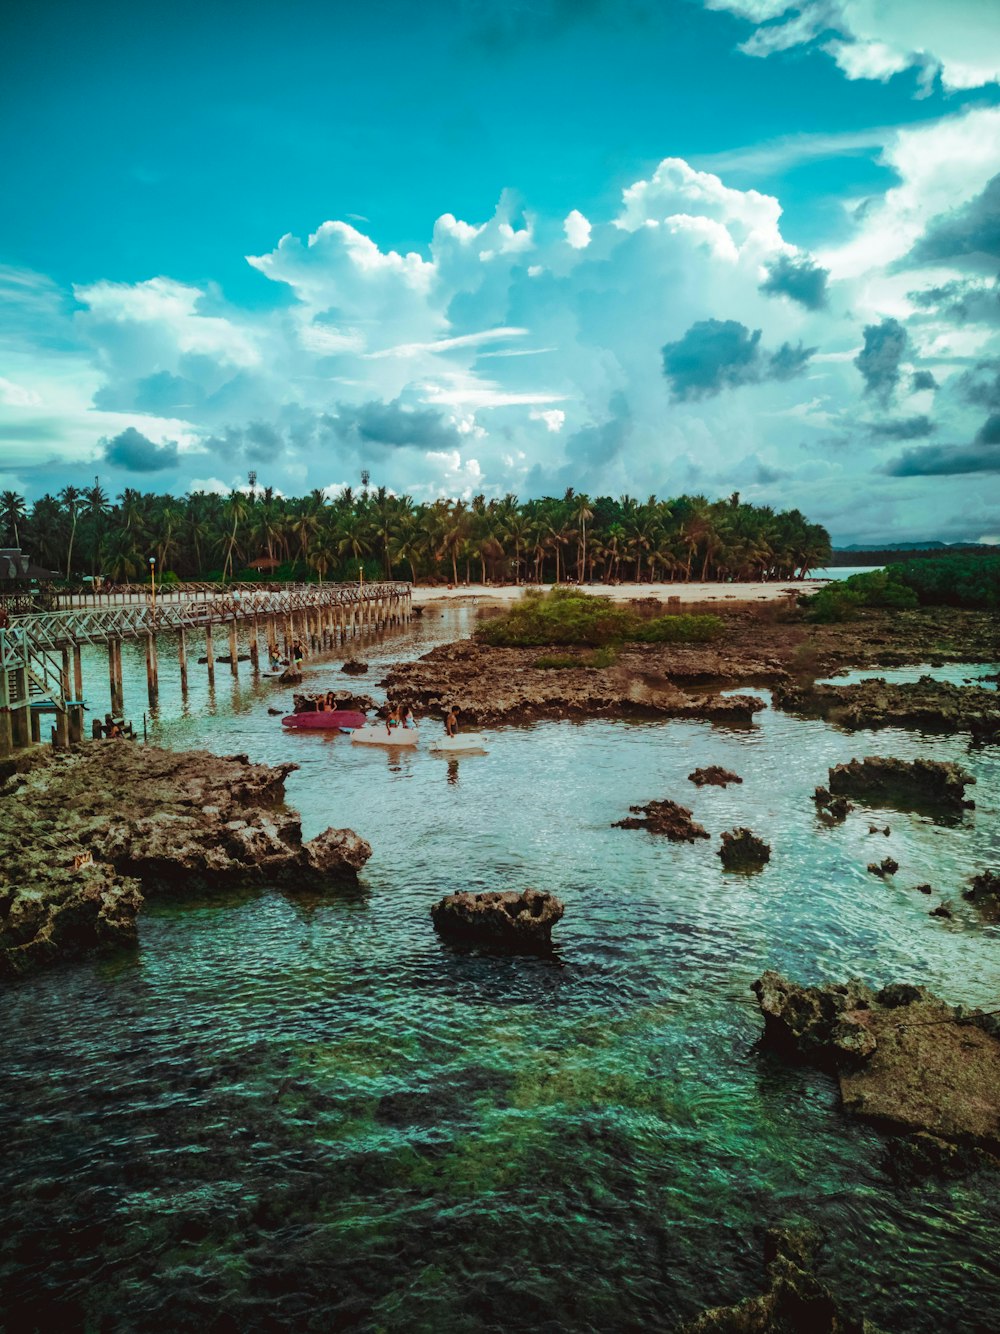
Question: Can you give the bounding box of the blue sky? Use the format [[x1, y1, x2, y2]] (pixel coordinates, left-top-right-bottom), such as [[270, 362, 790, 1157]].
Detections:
[[2, 0, 999, 542]]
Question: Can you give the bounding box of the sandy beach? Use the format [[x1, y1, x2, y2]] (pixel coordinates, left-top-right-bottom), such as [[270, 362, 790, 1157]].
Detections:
[[411, 579, 828, 608]]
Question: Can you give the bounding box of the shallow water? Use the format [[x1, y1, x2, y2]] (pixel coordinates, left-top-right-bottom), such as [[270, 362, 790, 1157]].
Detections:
[[2, 611, 999, 1331]]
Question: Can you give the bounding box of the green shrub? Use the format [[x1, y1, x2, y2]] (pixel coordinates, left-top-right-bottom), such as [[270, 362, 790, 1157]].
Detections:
[[887, 554, 1000, 609], [477, 589, 724, 647], [804, 569, 918, 622]]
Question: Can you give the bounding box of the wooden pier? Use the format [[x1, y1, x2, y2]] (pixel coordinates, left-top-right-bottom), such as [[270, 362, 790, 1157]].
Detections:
[[0, 581, 411, 756]]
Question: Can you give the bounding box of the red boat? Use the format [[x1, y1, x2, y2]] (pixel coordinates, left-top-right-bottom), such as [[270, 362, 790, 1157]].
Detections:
[[281, 709, 367, 730]]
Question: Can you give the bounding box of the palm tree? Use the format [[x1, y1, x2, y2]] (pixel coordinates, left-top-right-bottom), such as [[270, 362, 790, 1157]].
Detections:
[[220, 489, 250, 580], [571, 492, 594, 583], [58, 485, 83, 578], [1, 490, 27, 548]]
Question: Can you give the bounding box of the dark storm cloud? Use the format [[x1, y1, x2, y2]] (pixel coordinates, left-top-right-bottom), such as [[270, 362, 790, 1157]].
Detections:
[[200, 422, 285, 463], [909, 278, 1000, 325], [102, 426, 179, 472], [909, 173, 1000, 267], [334, 397, 461, 450], [882, 415, 1000, 476], [661, 318, 815, 401], [956, 358, 1000, 409], [758, 252, 830, 310], [869, 415, 935, 439], [911, 370, 938, 392], [854, 317, 908, 402]]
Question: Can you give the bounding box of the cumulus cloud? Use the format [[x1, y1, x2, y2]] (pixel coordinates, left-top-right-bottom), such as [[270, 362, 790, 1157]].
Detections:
[[883, 412, 1000, 475], [854, 317, 909, 402], [910, 371, 938, 392], [759, 252, 829, 310], [662, 318, 814, 400], [704, 0, 1000, 92], [956, 358, 1000, 409], [102, 426, 179, 472]]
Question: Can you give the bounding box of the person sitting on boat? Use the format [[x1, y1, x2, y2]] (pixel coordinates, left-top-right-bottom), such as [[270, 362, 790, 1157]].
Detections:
[[445, 706, 459, 737], [402, 704, 417, 729], [385, 703, 402, 734]]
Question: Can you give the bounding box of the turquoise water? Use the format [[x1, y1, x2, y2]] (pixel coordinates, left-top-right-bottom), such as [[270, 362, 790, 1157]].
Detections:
[[2, 611, 999, 1331]]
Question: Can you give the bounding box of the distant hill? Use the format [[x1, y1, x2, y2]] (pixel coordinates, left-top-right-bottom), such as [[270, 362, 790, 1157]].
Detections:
[[830, 542, 996, 567]]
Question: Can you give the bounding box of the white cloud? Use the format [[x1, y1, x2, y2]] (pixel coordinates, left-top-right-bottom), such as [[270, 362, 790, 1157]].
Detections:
[[564, 210, 592, 249], [705, 0, 1000, 91], [531, 409, 566, 432]]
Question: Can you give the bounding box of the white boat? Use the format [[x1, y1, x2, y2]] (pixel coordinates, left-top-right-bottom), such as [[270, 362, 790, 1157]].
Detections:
[[428, 732, 488, 754], [350, 723, 420, 748]]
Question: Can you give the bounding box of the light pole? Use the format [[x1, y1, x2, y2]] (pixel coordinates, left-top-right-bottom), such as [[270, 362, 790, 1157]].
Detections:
[[149, 556, 156, 617]]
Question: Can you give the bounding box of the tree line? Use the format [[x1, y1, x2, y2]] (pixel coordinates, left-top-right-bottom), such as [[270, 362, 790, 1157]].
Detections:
[[0, 482, 831, 586]]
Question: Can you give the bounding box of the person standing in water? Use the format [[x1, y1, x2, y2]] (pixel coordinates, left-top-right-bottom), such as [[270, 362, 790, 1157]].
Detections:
[[445, 706, 459, 737], [402, 704, 417, 729]]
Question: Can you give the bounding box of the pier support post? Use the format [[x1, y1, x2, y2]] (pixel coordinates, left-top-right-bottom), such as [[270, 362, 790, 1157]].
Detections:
[[229, 620, 239, 676], [109, 638, 124, 716], [0, 667, 12, 758], [249, 617, 260, 671], [73, 645, 83, 705], [178, 628, 188, 695], [56, 647, 72, 748], [10, 664, 29, 748], [205, 625, 215, 687], [145, 632, 159, 707]]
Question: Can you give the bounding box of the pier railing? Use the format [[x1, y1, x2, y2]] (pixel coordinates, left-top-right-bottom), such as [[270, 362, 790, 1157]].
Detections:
[[5, 581, 410, 649]]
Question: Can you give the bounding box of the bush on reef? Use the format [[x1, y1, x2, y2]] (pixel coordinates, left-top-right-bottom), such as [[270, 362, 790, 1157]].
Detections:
[[478, 587, 724, 647], [804, 553, 1000, 621]]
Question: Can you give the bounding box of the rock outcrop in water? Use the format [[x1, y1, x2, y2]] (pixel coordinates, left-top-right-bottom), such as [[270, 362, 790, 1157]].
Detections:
[[614, 799, 709, 841], [718, 828, 770, 870], [380, 641, 765, 727], [866, 858, 899, 879], [964, 869, 1000, 919], [813, 786, 852, 821], [689, 766, 742, 787], [431, 888, 563, 950], [341, 659, 369, 675], [0, 744, 371, 977], [681, 1226, 882, 1334], [775, 675, 1000, 735], [827, 756, 975, 810], [752, 971, 1000, 1172]]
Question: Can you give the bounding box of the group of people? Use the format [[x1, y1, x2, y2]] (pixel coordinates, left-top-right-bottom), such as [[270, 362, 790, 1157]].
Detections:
[[268, 639, 305, 673], [383, 702, 417, 733]]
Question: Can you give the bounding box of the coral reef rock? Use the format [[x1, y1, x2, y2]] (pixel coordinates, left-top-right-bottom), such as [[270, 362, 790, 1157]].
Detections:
[[827, 756, 974, 809], [688, 766, 742, 787], [719, 828, 770, 871], [866, 858, 899, 879], [681, 1226, 883, 1334], [813, 786, 852, 821], [775, 675, 1000, 735], [381, 641, 765, 727], [341, 659, 369, 675], [963, 869, 1000, 918], [0, 744, 371, 977], [752, 971, 1000, 1171], [431, 888, 563, 950], [614, 799, 709, 841]]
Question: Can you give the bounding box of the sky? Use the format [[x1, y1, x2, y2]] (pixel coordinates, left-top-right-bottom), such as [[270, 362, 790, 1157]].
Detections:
[[1, 0, 999, 544]]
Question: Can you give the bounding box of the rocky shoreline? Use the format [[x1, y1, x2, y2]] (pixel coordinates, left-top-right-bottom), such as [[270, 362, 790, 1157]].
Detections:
[[0, 744, 371, 978], [380, 604, 999, 730]]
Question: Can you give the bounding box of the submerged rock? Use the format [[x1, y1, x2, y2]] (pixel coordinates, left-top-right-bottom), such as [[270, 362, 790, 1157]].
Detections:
[[341, 659, 369, 675], [751, 971, 1000, 1171], [681, 1226, 881, 1334], [614, 799, 709, 841], [827, 756, 975, 810], [0, 744, 372, 977], [688, 765, 742, 787], [719, 827, 770, 871], [431, 888, 563, 950]]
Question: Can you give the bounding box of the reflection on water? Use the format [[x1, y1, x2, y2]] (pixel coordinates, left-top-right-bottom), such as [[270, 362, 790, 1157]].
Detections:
[[2, 610, 999, 1331]]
